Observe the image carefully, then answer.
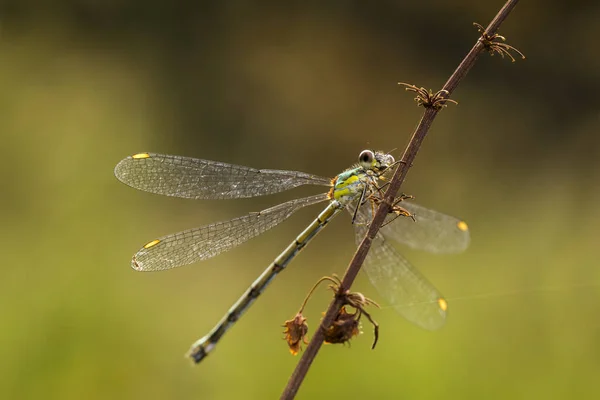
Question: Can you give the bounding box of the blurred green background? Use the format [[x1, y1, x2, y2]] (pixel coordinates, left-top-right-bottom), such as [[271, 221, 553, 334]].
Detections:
[[2, 1, 599, 399]]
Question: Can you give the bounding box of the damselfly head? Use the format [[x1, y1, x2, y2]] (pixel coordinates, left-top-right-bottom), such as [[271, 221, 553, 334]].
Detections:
[[358, 150, 395, 173], [375, 152, 395, 172]]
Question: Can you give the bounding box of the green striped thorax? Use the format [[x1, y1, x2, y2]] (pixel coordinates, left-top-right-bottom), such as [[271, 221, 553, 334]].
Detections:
[[329, 150, 395, 206]]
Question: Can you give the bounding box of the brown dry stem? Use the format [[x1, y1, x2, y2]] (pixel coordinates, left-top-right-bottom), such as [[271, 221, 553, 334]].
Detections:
[[281, 1, 522, 398]]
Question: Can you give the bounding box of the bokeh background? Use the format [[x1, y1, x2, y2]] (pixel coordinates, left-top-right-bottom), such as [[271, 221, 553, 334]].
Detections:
[[2, 1, 599, 399]]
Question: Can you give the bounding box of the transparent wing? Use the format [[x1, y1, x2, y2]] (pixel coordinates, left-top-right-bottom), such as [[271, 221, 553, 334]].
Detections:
[[132, 193, 329, 271], [352, 204, 447, 330], [380, 201, 470, 254], [114, 153, 332, 200]]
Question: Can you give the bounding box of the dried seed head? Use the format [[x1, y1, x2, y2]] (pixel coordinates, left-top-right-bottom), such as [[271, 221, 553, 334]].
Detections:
[[398, 83, 458, 110], [473, 22, 525, 62], [325, 282, 380, 349], [282, 313, 309, 355], [323, 307, 361, 345]]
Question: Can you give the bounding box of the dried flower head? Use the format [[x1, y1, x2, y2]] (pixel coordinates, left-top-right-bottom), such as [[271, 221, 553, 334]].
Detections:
[[474, 22, 525, 62], [398, 83, 458, 110], [322, 277, 380, 349], [323, 306, 361, 345], [282, 313, 309, 355]]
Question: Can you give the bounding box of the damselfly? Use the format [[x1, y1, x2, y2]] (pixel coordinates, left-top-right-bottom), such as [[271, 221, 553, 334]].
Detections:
[[114, 150, 469, 363]]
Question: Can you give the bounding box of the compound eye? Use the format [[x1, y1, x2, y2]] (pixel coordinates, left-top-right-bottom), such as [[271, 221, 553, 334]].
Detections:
[[358, 150, 375, 169]]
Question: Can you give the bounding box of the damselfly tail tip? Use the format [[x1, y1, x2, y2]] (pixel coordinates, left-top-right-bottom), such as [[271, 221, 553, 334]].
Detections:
[[188, 339, 214, 364]]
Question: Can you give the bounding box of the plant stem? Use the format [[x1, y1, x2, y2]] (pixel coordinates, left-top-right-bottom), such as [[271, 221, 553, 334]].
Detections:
[[280, 1, 521, 399]]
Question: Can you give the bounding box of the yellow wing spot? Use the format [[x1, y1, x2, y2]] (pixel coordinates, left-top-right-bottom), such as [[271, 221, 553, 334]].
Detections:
[[143, 239, 161, 249], [437, 297, 448, 312], [457, 220, 469, 232], [132, 153, 150, 159]]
